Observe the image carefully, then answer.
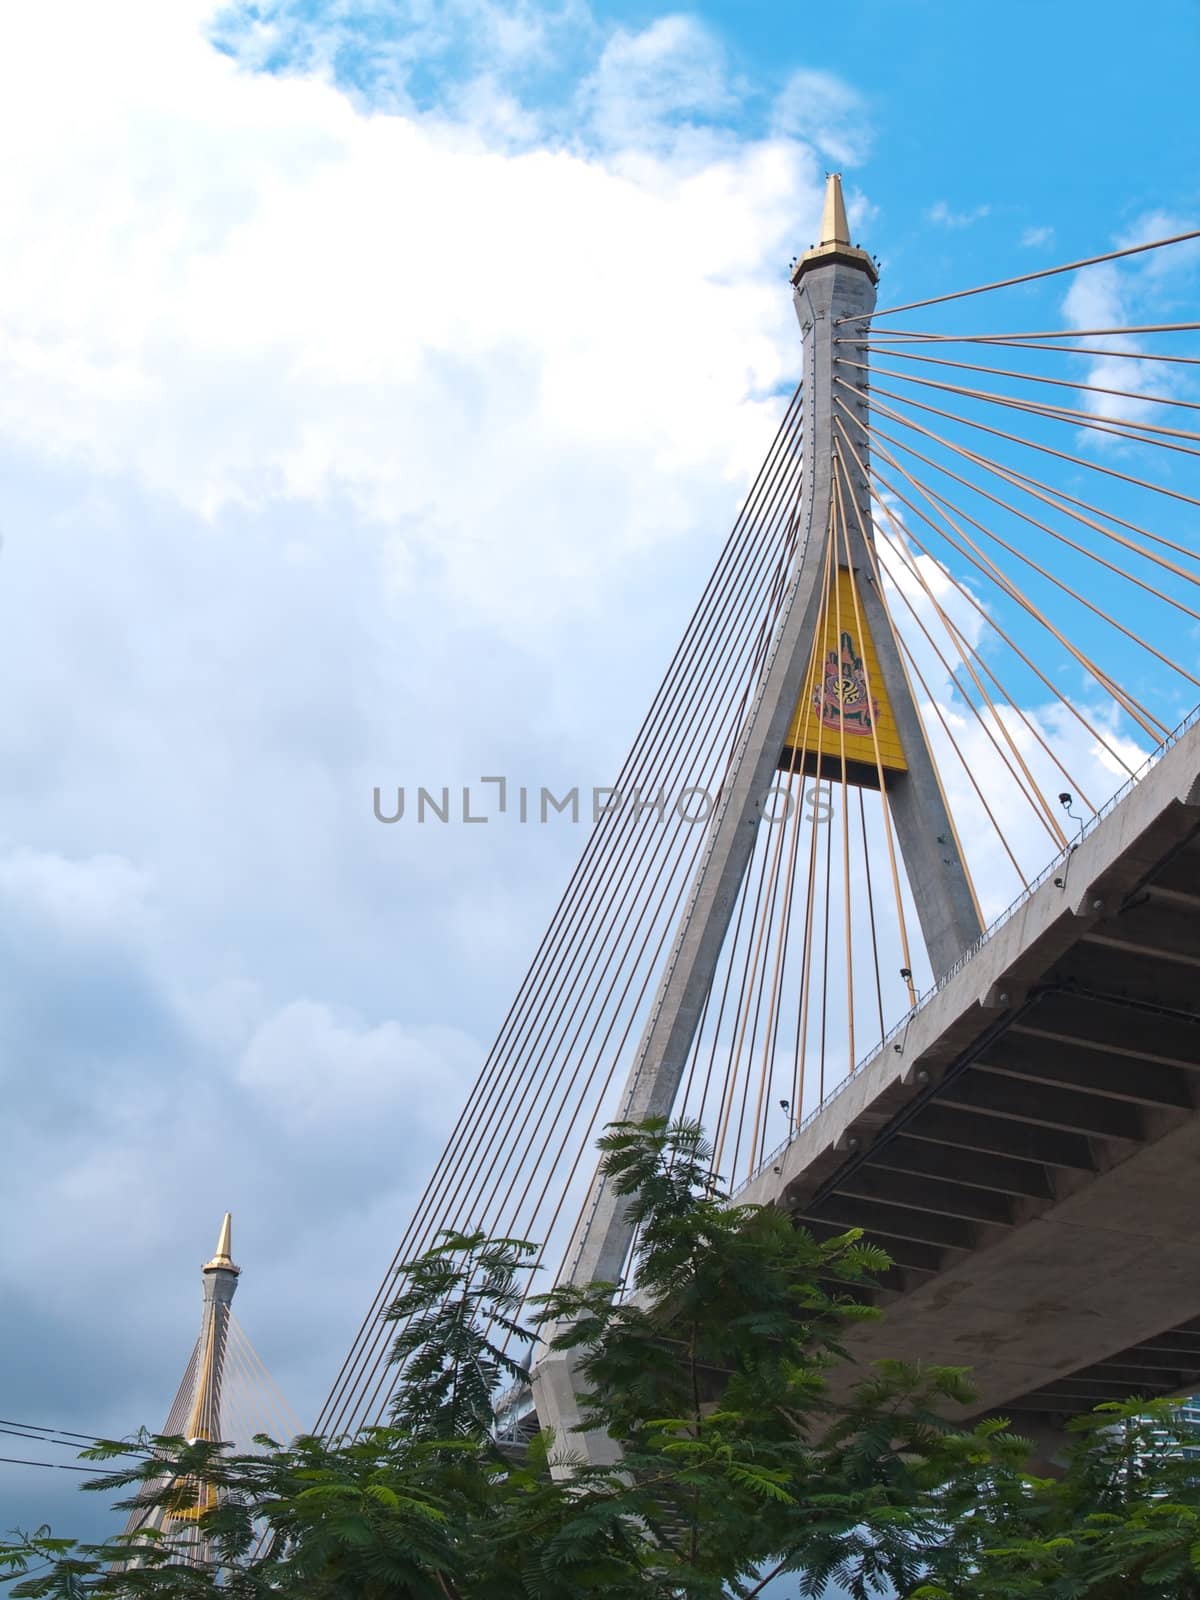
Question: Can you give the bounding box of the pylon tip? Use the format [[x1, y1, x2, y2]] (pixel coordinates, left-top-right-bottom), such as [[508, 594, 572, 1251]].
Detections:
[[203, 1211, 239, 1274], [791, 173, 877, 287], [820, 173, 851, 248]]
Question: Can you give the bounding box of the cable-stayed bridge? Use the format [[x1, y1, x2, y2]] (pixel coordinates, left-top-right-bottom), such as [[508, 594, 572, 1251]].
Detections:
[[319, 177, 1200, 1452]]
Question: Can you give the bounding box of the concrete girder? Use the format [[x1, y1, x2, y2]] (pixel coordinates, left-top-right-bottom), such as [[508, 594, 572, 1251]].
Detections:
[[834, 1166, 1016, 1224], [1008, 997, 1200, 1070], [974, 1034, 1195, 1108], [867, 1136, 1055, 1199], [900, 1105, 1099, 1170], [803, 1194, 978, 1251], [935, 1071, 1146, 1141]]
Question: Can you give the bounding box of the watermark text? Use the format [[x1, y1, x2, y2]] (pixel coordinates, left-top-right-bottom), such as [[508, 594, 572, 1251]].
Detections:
[[373, 779, 834, 827]]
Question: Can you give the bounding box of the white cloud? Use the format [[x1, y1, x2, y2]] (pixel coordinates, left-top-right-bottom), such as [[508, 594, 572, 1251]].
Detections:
[[1020, 224, 1054, 248], [577, 14, 735, 153], [0, 849, 154, 943], [0, 3, 832, 637], [1060, 260, 1152, 421], [1062, 260, 1125, 332], [209, 0, 584, 113], [926, 199, 991, 229], [238, 999, 475, 1134], [1055, 210, 1199, 436], [772, 67, 871, 167], [1116, 208, 1200, 276]]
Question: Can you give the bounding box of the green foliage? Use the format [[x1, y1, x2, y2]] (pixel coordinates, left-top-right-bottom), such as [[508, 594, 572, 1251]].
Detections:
[[386, 1229, 535, 1442], [534, 1119, 992, 1597], [5, 1118, 1200, 1598], [913, 1399, 1200, 1599]]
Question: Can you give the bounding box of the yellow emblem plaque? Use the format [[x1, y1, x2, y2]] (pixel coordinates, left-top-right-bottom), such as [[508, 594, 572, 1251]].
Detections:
[[780, 568, 907, 787]]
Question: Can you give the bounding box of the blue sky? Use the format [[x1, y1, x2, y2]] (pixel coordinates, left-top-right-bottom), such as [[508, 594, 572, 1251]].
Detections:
[[0, 0, 1197, 1566]]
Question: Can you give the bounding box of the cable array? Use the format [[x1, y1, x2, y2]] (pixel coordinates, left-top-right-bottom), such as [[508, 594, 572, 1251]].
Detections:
[[121, 1313, 302, 1565], [322, 226, 1199, 1435], [318, 387, 808, 1434]]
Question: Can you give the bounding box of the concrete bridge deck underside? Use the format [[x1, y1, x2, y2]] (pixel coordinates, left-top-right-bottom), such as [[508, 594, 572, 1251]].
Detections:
[[737, 719, 1200, 1429]]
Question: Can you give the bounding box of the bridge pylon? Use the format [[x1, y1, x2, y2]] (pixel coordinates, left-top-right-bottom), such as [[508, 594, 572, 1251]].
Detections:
[[120, 1214, 300, 1564], [532, 175, 983, 1458]]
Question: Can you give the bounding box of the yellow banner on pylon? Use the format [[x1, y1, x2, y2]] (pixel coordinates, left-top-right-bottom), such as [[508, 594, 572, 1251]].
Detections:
[[780, 568, 907, 787]]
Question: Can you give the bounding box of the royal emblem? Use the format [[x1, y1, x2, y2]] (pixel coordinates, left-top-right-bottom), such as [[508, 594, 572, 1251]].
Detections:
[[813, 628, 876, 737]]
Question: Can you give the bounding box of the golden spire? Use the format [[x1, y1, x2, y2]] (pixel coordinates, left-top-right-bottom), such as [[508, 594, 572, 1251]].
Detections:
[[791, 173, 877, 287], [819, 172, 851, 247], [203, 1212, 239, 1275]]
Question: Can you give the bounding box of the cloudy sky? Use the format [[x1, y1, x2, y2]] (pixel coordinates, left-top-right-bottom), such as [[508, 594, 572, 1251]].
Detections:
[[1, 0, 1198, 1548]]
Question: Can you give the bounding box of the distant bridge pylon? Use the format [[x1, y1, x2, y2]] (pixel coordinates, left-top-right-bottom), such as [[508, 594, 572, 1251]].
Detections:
[[122, 1215, 300, 1564]]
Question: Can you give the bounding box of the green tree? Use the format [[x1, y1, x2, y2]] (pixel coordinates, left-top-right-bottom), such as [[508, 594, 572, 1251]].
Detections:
[[5, 1119, 1195, 1598], [913, 1399, 1200, 1600]]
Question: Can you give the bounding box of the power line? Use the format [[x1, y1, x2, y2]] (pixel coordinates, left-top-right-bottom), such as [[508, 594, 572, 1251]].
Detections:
[[0, 1415, 183, 1487], [0, 1414, 126, 1444], [0, 1454, 99, 1474]]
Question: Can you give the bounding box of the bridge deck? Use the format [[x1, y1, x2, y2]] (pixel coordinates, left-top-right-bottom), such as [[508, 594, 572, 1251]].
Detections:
[[738, 717, 1200, 1428]]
